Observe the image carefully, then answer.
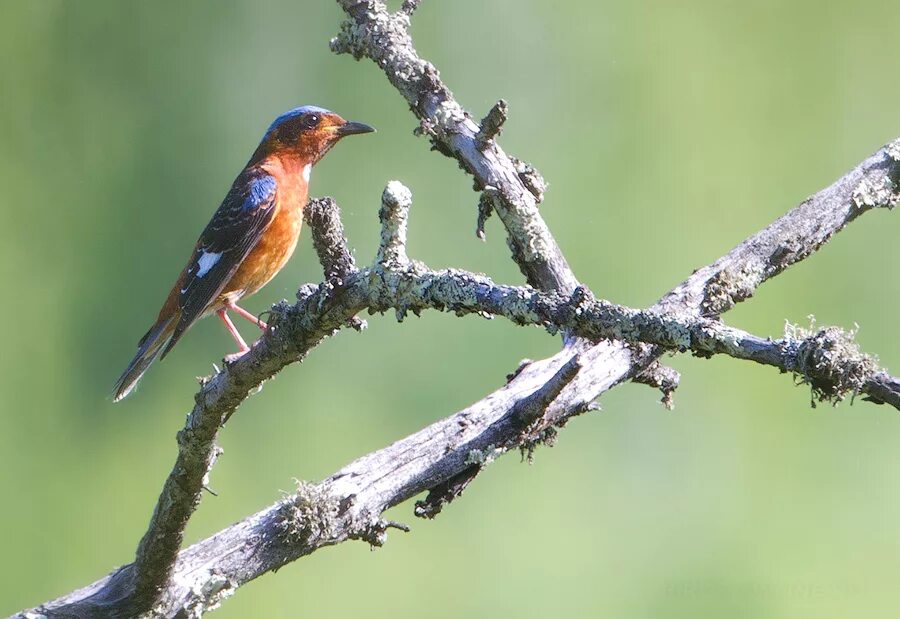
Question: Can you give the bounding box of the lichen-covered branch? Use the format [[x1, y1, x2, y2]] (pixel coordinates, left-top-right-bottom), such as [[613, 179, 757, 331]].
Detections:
[[25, 215, 372, 617], [21, 161, 899, 615], [305, 197, 357, 281], [332, 0, 578, 293], [376, 181, 413, 268], [359, 259, 900, 409], [659, 139, 900, 316], [361, 184, 898, 406], [15, 2, 900, 617], [327, 0, 900, 417]]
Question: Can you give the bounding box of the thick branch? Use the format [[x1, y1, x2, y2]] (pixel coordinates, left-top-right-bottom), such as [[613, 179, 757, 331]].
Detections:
[[17, 3, 900, 616], [327, 0, 900, 423], [23, 160, 899, 615], [32, 209, 370, 617]]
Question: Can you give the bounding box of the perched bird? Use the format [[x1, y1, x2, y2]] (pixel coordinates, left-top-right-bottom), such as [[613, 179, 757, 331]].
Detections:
[[113, 106, 374, 401]]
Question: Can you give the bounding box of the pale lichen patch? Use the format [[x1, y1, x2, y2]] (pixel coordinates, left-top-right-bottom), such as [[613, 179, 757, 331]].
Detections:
[[278, 481, 339, 543], [852, 174, 898, 210], [885, 138, 900, 162], [180, 571, 236, 618], [702, 263, 765, 315], [465, 444, 503, 466], [784, 319, 879, 406]]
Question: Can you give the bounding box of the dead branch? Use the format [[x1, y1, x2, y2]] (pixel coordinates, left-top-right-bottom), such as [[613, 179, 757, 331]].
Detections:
[[13, 1, 900, 617]]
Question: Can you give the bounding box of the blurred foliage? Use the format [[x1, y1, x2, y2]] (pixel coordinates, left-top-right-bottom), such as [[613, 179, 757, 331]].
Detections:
[[2, 0, 900, 616]]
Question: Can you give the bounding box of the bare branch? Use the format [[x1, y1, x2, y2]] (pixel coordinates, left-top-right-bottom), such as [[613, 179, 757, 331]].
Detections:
[[414, 465, 482, 520], [511, 354, 584, 424], [331, 0, 579, 293], [329, 0, 900, 404], [16, 2, 900, 616], [356, 216, 900, 408], [660, 141, 900, 315], [71, 237, 371, 615], [22, 164, 899, 615]]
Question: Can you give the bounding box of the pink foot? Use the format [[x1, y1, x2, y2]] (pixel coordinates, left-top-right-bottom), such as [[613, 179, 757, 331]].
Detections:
[[227, 302, 268, 330]]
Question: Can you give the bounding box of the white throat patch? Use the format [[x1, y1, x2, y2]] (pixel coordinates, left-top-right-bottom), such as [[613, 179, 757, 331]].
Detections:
[[302, 163, 312, 183]]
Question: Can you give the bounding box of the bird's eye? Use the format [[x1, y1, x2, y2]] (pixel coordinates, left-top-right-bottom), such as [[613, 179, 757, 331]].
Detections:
[[301, 114, 320, 129]]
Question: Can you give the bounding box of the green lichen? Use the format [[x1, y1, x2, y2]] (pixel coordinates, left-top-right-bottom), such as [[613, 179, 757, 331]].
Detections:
[[278, 481, 339, 542], [851, 174, 898, 210], [519, 426, 559, 464], [784, 318, 878, 406], [465, 444, 503, 466], [886, 138, 900, 162]]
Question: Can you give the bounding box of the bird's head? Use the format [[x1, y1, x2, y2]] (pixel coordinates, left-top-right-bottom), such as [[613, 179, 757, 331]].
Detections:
[[252, 105, 374, 165]]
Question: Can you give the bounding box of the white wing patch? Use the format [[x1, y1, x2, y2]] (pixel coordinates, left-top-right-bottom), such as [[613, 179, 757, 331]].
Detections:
[[302, 163, 312, 183], [196, 251, 222, 278]]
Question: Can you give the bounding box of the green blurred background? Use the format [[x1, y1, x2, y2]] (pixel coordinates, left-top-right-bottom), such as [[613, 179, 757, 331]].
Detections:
[[2, 0, 900, 616]]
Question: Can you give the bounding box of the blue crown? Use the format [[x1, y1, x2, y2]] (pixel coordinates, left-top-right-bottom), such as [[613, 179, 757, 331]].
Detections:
[[265, 105, 333, 137]]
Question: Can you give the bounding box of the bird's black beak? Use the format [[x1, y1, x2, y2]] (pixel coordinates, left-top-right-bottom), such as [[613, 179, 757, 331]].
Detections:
[[336, 121, 376, 136]]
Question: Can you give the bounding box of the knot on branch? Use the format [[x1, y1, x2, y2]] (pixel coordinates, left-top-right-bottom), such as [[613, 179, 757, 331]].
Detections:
[[278, 481, 340, 544], [511, 354, 583, 425], [476, 99, 508, 149], [787, 322, 879, 406]]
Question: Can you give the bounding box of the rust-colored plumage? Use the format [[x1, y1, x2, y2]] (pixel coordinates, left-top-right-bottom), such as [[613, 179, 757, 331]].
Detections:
[[113, 107, 374, 401]]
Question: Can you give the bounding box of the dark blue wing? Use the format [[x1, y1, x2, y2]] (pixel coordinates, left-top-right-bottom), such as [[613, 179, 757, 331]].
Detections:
[[161, 168, 278, 358]]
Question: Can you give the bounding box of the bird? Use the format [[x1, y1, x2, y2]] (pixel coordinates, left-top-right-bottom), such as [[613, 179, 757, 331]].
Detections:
[[113, 106, 374, 401]]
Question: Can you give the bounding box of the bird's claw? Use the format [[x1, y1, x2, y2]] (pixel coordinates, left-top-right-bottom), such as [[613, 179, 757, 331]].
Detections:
[[224, 349, 250, 364]]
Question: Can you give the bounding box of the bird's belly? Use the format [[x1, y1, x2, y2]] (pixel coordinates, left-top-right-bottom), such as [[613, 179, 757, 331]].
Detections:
[[220, 206, 303, 303]]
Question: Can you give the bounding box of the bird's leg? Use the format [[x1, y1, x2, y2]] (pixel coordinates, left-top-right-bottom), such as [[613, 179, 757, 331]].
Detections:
[[217, 308, 250, 362], [226, 301, 268, 330]]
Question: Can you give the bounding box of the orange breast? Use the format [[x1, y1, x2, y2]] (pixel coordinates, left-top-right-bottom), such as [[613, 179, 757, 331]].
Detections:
[[219, 164, 308, 303]]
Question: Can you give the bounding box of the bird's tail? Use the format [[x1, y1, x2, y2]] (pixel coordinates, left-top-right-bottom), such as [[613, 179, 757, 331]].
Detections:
[[112, 315, 177, 402]]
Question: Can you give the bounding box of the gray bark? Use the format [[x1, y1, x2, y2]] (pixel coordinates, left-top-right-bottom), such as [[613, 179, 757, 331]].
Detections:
[[13, 2, 900, 617]]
